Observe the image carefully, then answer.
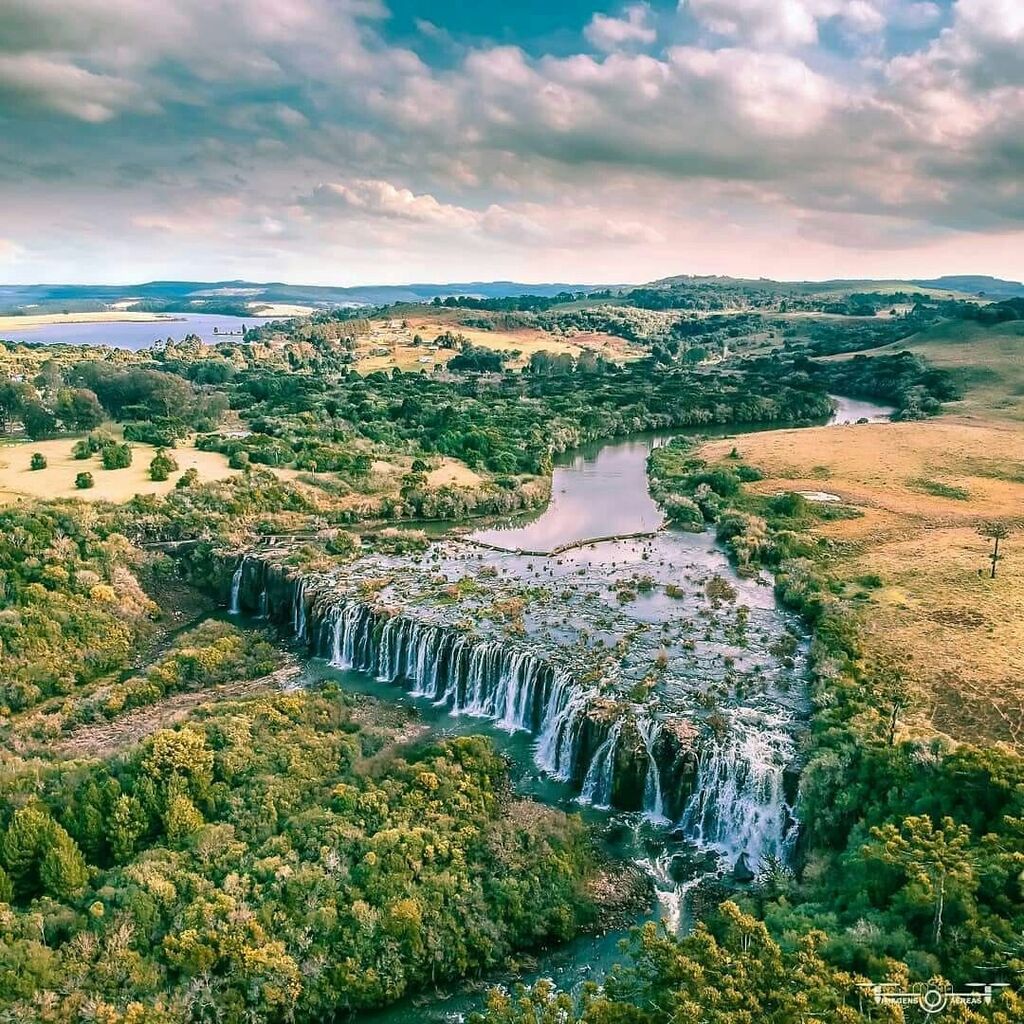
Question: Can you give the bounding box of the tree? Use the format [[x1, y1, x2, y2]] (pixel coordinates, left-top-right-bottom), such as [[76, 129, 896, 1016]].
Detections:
[[75, 471, 95, 490], [56, 387, 105, 430], [29, 452, 46, 471], [978, 520, 1013, 578], [869, 654, 909, 746], [21, 402, 57, 439], [1, 806, 88, 901], [864, 815, 976, 946]]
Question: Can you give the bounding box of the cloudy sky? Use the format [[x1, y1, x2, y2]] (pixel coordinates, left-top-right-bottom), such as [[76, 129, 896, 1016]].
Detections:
[[0, 0, 1021, 285]]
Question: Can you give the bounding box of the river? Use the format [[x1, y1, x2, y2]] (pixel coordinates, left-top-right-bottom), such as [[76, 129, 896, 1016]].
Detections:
[[230, 394, 893, 1024], [0, 313, 276, 350]]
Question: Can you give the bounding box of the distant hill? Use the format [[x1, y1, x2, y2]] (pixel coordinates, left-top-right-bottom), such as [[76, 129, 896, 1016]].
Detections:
[[0, 279, 604, 315], [639, 273, 1022, 299], [908, 276, 1024, 299], [2, 273, 1021, 317]]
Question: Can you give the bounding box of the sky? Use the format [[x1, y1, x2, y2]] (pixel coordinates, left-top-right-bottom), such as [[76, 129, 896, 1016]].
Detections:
[[0, 0, 1022, 286]]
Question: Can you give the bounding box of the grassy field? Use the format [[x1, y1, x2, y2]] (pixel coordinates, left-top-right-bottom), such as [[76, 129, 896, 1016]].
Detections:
[[0, 435, 240, 504], [701, 414, 1024, 751]]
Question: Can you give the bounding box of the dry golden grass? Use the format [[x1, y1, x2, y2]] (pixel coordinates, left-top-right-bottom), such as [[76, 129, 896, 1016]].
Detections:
[[0, 311, 177, 332], [249, 303, 315, 317], [702, 417, 1024, 751], [0, 436, 240, 504], [427, 459, 484, 488]]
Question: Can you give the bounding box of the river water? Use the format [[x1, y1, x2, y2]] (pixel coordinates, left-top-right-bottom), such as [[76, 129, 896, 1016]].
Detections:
[[240, 394, 893, 1024], [0, 313, 276, 350]]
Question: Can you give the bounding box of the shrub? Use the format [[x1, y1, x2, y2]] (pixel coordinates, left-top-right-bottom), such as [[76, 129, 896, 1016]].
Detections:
[[29, 453, 46, 471], [228, 450, 250, 470], [71, 439, 93, 460], [101, 443, 133, 470], [123, 420, 188, 448], [75, 472, 94, 490], [149, 448, 179, 482], [176, 467, 200, 489]]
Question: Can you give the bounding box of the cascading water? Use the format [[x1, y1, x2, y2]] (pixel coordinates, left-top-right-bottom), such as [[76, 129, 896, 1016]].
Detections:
[[579, 718, 623, 808], [230, 559, 800, 874], [679, 710, 794, 868], [637, 718, 666, 823], [228, 559, 244, 615], [292, 578, 308, 641]]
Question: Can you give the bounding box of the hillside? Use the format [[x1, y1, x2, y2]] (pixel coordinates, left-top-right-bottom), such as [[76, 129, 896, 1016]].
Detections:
[[856, 318, 1024, 421]]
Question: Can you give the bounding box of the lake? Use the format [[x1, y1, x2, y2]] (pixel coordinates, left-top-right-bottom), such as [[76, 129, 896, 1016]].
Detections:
[[0, 313, 276, 350]]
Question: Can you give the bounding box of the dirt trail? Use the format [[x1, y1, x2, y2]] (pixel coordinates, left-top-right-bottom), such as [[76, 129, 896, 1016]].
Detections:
[[52, 664, 302, 760]]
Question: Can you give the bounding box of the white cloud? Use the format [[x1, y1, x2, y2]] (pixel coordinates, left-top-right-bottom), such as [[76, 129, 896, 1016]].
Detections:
[[684, 0, 887, 48], [585, 5, 657, 51], [307, 180, 479, 228]]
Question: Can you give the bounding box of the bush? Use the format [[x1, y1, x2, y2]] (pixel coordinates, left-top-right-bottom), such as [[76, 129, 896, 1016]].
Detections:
[[101, 443, 133, 470], [176, 467, 200, 489], [228, 450, 250, 470], [71, 439, 93, 460], [123, 420, 188, 448], [149, 448, 179, 482], [75, 472, 94, 490], [29, 453, 46, 471]]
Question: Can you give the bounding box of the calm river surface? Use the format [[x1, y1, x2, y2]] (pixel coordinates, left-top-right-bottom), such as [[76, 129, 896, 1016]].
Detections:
[[0, 313, 275, 350], [470, 395, 893, 554]]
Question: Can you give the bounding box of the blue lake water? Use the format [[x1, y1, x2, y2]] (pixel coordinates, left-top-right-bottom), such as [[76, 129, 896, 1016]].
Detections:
[[0, 313, 277, 350]]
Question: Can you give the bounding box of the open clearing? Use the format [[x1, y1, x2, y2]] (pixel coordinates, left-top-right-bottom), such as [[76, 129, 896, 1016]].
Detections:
[[249, 303, 316, 317], [701, 416, 1024, 751], [47, 665, 301, 761], [0, 435, 240, 504], [352, 312, 637, 372]]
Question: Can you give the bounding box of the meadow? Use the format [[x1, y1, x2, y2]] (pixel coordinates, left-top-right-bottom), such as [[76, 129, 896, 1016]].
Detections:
[[0, 435, 239, 503], [701, 334, 1024, 751]]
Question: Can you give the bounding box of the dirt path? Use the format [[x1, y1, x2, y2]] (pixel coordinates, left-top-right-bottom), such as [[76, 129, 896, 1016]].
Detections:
[[52, 664, 302, 760]]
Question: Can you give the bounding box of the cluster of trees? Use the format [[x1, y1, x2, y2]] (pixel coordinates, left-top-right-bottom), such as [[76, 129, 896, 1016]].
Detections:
[[222, 357, 834, 480], [481, 902, 1022, 1024], [18, 619, 280, 739], [0, 691, 597, 1021], [0, 374, 104, 438]]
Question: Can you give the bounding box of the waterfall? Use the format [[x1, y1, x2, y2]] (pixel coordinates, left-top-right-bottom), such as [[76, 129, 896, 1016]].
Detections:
[[637, 718, 666, 822], [228, 558, 244, 615], [224, 559, 798, 854], [292, 578, 308, 641], [679, 711, 793, 869], [536, 678, 595, 781], [579, 718, 623, 808]]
